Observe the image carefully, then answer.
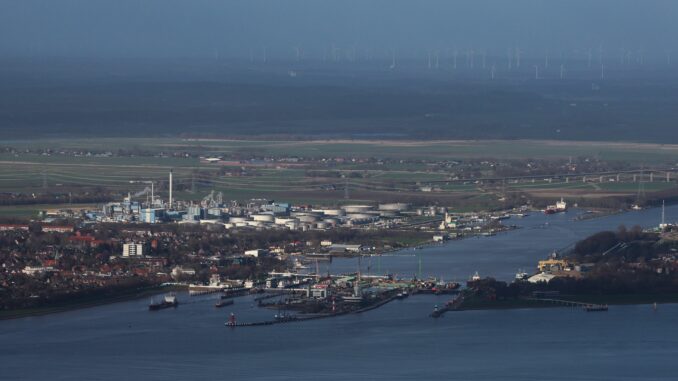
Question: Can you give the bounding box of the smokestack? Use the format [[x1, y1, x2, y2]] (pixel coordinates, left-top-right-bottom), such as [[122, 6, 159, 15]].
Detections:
[[169, 170, 173, 209]]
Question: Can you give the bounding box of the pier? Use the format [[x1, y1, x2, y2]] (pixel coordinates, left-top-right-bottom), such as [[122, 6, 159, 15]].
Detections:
[[525, 298, 608, 311]]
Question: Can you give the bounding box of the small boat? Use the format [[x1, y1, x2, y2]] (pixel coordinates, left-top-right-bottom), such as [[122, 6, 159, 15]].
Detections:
[[149, 293, 178, 311], [215, 299, 234, 308]]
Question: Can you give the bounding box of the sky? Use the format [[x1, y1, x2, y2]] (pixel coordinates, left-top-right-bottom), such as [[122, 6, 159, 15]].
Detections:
[[1, 0, 677, 60]]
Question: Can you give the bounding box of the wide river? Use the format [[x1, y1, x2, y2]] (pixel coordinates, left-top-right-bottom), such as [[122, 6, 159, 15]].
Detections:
[[2, 206, 678, 380]]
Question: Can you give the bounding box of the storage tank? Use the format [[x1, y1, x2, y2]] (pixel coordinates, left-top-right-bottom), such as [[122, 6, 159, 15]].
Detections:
[[275, 217, 297, 225], [342, 204, 374, 213], [347, 213, 377, 223], [378, 203, 410, 211], [252, 214, 275, 222], [314, 208, 345, 216], [299, 216, 318, 223], [379, 211, 398, 218]]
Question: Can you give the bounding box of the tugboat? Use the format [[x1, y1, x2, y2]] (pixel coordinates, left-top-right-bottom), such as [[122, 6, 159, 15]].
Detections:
[[215, 299, 234, 308], [148, 293, 178, 311]]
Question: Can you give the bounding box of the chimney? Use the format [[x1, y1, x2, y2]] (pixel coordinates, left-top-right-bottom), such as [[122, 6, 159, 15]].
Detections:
[[169, 170, 173, 209]]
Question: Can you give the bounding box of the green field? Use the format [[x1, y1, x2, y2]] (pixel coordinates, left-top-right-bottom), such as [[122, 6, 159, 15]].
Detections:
[[1, 138, 676, 216], [5, 137, 678, 162]]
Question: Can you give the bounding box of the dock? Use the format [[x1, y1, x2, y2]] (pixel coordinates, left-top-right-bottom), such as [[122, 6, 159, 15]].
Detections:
[[226, 292, 401, 328]]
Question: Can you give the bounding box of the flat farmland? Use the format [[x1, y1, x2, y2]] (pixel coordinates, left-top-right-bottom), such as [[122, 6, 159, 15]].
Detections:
[[0, 138, 676, 217]]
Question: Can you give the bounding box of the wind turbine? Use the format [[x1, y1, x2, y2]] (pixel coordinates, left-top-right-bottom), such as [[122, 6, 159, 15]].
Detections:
[[389, 49, 397, 70], [560, 64, 565, 80]]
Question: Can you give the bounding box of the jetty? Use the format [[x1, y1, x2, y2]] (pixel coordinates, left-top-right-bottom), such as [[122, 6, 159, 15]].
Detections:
[[430, 294, 464, 318], [524, 297, 608, 311]]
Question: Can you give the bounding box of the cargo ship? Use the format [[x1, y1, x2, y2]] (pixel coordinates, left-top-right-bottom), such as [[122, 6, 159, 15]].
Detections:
[[148, 294, 178, 310], [544, 198, 567, 214]]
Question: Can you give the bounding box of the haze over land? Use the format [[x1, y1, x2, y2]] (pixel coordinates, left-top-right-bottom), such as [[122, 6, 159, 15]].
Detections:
[[2, 1, 678, 142]]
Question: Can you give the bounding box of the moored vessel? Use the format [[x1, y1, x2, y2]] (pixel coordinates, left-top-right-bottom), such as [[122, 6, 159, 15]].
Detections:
[[149, 293, 178, 311]]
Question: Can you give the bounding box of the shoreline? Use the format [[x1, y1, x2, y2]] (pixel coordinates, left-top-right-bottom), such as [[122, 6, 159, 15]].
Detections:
[[0, 285, 183, 321], [0, 206, 663, 321], [454, 293, 678, 312]]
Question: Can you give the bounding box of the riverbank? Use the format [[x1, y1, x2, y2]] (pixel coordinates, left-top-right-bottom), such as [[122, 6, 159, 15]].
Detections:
[[0, 284, 184, 321], [454, 293, 678, 311]]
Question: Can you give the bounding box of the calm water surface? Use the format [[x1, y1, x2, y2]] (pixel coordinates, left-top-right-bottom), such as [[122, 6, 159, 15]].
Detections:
[[1, 206, 677, 380]]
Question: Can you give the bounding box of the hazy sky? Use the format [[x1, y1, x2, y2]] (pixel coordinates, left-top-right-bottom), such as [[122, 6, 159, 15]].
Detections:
[[1, 0, 677, 60]]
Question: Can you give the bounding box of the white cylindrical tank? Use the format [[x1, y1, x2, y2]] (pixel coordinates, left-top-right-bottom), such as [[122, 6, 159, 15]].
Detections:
[[275, 217, 297, 225], [347, 213, 375, 221], [342, 204, 373, 213], [252, 214, 275, 222], [314, 208, 345, 216], [378, 203, 410, 211], [297, 215, 318, 223]]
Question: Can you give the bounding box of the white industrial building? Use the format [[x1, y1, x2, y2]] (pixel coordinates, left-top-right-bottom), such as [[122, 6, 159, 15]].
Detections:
[[122, 243, 143, 257]]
